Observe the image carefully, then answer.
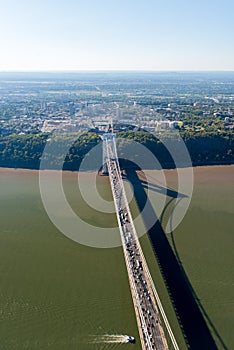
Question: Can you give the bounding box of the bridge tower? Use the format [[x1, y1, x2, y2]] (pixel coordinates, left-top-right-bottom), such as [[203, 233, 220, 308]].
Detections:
[[102, 133, 116, 175]]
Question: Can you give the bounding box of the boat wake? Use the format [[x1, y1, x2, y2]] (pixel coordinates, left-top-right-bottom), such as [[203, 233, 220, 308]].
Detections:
[[89, 334, 129, 344]]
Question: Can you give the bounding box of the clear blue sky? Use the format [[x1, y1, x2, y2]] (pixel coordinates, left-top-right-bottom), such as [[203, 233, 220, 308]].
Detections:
[[0, 0, 233, 71]]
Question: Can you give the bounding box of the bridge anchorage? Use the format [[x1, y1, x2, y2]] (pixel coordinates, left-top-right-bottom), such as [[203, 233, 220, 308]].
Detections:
[[101, 133, 179, 350]]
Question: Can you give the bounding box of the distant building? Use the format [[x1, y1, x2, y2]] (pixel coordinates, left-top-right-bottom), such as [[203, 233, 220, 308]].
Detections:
[[116, 108, 122, 120], [69, 102, 75, 116], [41, 119, 77, 133], [157, 121, 170, 129], [41, 100, 47, 111], [156, 120, 183, 130]]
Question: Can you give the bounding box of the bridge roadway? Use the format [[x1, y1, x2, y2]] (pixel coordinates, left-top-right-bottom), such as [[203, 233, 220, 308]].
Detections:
[[103, 134, 179, 350]]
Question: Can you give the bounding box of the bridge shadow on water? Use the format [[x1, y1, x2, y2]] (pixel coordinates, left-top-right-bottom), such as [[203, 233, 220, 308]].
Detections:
[[125, 169, 228, 350]]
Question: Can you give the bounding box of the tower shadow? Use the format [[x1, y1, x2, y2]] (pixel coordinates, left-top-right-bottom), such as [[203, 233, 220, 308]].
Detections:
[[125, 169, 227, 350]]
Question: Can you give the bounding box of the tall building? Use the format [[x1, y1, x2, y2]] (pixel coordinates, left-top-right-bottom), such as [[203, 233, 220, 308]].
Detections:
[[69, 102, 75, 116]]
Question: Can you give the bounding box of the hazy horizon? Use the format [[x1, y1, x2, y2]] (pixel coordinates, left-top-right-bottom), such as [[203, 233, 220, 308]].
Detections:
[[0, 69, 234, 73]]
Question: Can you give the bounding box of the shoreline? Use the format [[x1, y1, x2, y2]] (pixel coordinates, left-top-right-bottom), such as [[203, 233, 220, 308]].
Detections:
[[1, 164, 233, 185]]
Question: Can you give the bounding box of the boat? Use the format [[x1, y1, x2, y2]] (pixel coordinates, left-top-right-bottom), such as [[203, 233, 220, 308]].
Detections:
[[127, 336, 135, 343]]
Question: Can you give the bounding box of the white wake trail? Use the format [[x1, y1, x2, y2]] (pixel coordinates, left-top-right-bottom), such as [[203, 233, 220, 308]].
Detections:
[[89, 334, 129, 344]]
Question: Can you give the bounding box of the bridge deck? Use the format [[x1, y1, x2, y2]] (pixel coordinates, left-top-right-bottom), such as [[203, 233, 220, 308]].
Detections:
[[103, 133, 178, 350]]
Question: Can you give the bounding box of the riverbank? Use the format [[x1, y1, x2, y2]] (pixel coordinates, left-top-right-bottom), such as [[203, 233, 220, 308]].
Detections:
[[1, 163, 233, 181]]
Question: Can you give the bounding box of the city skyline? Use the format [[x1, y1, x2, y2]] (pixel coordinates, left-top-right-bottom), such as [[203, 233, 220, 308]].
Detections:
[[0, 0, 233, 72]]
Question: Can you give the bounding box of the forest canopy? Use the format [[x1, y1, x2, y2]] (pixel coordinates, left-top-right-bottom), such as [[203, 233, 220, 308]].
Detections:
[[0, 130, 233, 170]]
